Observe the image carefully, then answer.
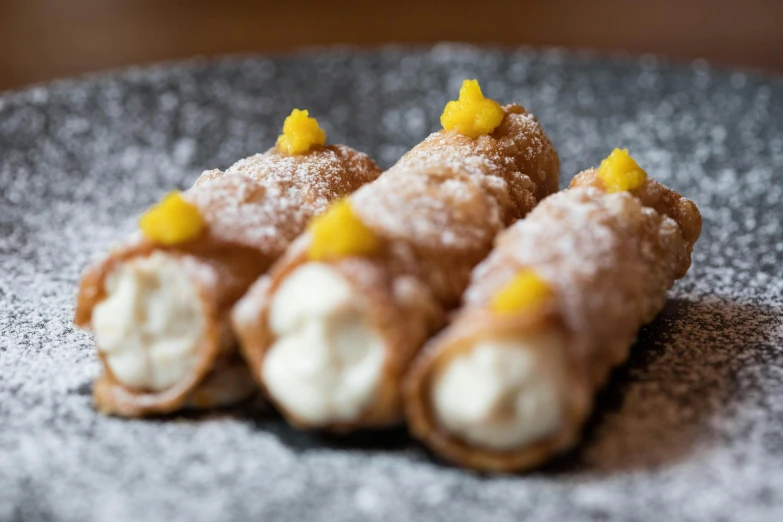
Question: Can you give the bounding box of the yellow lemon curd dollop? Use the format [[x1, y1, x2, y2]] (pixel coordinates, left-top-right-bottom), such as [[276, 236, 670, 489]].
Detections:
[[490, 269, 552, 314], [597, 148, 648, 193], [276, 108, 327, 155], [307, 200, 378, 261], [139, 191, 205, 246], [440, 79, 505, 139]]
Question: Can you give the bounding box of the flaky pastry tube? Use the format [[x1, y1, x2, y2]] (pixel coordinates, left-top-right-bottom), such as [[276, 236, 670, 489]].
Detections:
[[74, 145, 380, 417], [232, 104, 560, 431], [404, 173, 701, 472]]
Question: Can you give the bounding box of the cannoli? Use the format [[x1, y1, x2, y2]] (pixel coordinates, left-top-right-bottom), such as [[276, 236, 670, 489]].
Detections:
[[232, 80, 560, 430], [74, 109, 381, 417], [404, 149, 702, 472]]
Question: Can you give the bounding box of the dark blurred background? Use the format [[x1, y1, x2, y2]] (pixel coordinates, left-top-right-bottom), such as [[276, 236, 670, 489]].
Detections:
[[1, 0, 782, 92]]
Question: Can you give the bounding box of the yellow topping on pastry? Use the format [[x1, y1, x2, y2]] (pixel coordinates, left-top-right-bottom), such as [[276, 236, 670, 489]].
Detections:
[[490, 269, 552, 314], [307, 200, 378, 261], [139, 191, 205, 245], [276, 109, 327, 155], [440, 79, 505, 138], [597, 148, 648, 193]]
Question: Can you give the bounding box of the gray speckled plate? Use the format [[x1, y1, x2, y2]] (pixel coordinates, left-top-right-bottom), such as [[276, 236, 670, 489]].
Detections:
[[1, 45, 783, 522]]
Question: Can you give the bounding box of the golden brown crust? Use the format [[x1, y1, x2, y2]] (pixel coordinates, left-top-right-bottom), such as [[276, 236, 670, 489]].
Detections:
[[398, 104, 560, 217], [571, 168, 702, 277], [76, 146, 381, 417], [232, 105, 560, 430], [404, 310, 590, 473], [403, 185, 701, 472], [85, 242, 264, 416]]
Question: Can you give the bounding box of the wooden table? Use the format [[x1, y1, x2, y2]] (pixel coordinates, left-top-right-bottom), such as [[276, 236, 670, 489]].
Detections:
[[1, 0, 781, 92]]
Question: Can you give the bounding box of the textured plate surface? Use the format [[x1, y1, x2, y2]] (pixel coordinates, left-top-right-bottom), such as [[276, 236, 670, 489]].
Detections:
[[1, 46, 782, 522]]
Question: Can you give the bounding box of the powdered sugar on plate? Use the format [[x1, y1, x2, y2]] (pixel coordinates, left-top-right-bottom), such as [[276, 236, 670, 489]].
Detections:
[[1, 46, 783, 522]]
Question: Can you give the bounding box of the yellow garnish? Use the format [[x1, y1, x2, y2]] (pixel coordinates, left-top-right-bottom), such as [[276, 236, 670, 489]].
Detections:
[[490, 269, 552, 314], [440, 79, 505, 138], [307, 200, 378, 261], [597, 148, 648, 193], [276, 108, 327, 155], [138, 191, 205, 246]]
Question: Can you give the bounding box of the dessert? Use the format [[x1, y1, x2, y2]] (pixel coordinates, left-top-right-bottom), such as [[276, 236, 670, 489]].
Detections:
[[74, 109, 381, 417], [404, 149, 701, 472], [232, 80, 560, 431]]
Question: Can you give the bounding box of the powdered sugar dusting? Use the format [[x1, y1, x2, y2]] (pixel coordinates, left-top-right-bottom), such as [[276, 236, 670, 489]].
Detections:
[[466, 187, 691, 379], [2, 46, 783, 521], [186, 145, 380, 256], [352, 105, 557, 264], [401, 109, 552, 186], [345, 104, 558, 308]]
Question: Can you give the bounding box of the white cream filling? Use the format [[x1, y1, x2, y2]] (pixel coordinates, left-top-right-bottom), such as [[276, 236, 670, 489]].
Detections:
[[92, 252, 204, 392], [263, 263, 385, 425], [432, 333, 567, 451]]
